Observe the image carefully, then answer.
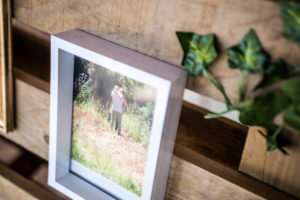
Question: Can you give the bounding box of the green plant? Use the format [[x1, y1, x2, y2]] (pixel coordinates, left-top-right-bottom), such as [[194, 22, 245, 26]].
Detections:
[[226, 29, 267, 102], [176, 1, 300, 153], [176, 32, 230, 108], [280, 0, 300, 44]]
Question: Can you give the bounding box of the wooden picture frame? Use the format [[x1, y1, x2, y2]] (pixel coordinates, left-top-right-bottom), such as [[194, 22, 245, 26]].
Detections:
[[0, 0, 13, 133], [48, 29, 187, 200]]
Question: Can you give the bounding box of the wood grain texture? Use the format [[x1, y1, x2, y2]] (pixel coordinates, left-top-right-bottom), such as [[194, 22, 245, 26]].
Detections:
[[0, 136, 22, 165], [4, 79, 297, 200], [239, 127, 267, 180], [3, 79, 49, 160], [13, 0, 300, 103], [177, 101, 247, 169], [0, 161, 64, 200], [0, 0, 3, 122], [0, 175, 38, 200], [0, 135, 263, 200], [166, 156, 264, 200], [0, 0, 13, 132], [0, 134, 264, 200], [173, 143, 298, 200], [239, 127, 300, 199]]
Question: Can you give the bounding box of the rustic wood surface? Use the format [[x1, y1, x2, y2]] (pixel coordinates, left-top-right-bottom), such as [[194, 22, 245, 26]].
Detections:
[[0, 160, 65, 200], [0, 0, 13, 132], [239, 127, 267, 181], [8, 26, 297, 199], [239, 127, 300, 199], [0, 133, 264, 200], [11, 21, 249, 168], [166, 156, 264, 200], [13, 0, 300, 103], [0, 0, 3, 122], [0, 175, 38, 200], [177, 101, 247, 169], [173, 143, 298, 200], [3, 79, 49, 160], [3, 79, 297, 200]]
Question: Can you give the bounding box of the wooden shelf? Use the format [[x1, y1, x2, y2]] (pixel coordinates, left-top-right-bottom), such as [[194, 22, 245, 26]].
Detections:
[[7, 19, 299, 200]]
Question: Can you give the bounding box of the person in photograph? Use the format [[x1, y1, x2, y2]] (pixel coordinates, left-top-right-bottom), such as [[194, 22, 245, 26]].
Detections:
[[110, 86, 127, 135]]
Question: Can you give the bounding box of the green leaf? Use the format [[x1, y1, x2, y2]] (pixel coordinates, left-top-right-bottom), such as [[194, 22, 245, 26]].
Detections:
[[232, 91, 291, 128], [226, 29, 268, 73], [282, 77, 300, 103], [176, 32, 218, 76], [284, 105, 300, 131], [280, 1, 300, 44], [255, 59, 291, 90]]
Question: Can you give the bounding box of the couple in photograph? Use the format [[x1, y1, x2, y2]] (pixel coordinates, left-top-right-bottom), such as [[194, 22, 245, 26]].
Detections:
[[110, 85, 127, 135]]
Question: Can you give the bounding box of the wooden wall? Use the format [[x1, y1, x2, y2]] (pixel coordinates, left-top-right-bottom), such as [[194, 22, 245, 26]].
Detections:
[[0, 0, 13, 132], [240, 127, 300, 199], [7, 0, 300, 199], [2, 79, 265, 200], [13, 0, 300, 103]]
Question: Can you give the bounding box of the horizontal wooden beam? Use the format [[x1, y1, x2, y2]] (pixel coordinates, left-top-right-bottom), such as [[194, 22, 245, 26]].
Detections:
[[12, 19, 49, 48], [0, 161, 63, 200], [173, 143, 298, 200]]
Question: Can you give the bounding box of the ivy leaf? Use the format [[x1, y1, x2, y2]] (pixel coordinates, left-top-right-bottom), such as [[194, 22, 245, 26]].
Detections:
[[232, 90, 290, 129], [176, 32, 218, 76], [282, 77, 300, 103], [255, 59, 291, 90], [283, 105, 300, 131], [226, 29, 268, 73], [280, 1, 300, 44]]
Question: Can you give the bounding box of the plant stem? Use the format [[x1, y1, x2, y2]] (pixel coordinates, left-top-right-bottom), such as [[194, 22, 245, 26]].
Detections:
[[204, 108, 234, 119], [273, 123, 285, 138], [238, 71, 247, 103], [202, 69, 230, 109]]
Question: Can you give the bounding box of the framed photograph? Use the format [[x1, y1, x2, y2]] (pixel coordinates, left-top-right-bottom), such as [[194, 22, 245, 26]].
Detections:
[[0, 0, 13, 133], [48, 29, 187, 200]]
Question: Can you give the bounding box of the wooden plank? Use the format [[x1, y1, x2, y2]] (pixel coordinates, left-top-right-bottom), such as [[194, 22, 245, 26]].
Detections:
[[2, 79, 295, 200], [0, 136, 22, 165], [0, 0, 13, 133], [166, 156, 264, 200], [13, 0, 300, 102], [3, 79, 49, 160], [0, 175, 38, 200], [173, 143, 298, 200], [12, 20, 50, 89], [0, 0, 3, 122], [240, 127, 300, 199], [0, 133, 263, 200], [239, 127, 267, 180], [178, 101, 247, 169], [0, 161, 63, 200]]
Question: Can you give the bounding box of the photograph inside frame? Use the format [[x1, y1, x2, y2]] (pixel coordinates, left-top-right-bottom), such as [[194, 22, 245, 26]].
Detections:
[[70, 55, 157, 197]]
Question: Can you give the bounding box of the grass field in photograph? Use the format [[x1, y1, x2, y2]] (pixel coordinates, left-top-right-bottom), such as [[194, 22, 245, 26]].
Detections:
[[71, 102, 152, 196]]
